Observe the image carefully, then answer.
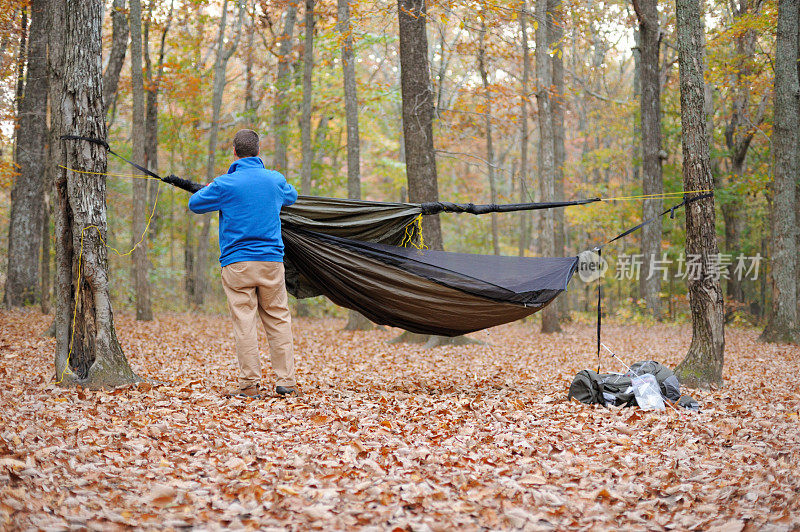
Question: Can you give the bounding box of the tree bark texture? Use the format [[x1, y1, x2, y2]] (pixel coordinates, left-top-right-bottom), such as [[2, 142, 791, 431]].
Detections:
[[339, 0, 360, 202], [549, 0, 565, 259], [398, 0, 443, 251], [41, 190, 52, 314], [634, 0, 663, 320], [477, 14, 499, 256], [129, 0, 153, 321], [760, 0, 800, 343], [549, 0, 566, 317], [674, 0, 726, 386], [273, 2, 298, 174], [632, 29, 641, 186], [4, 0, 48, 307], [12, 7, 27, 164], [796, 0, 800, 324], [518, 2, 531, 257], [300, 0, 315, 195], [51, 0, 139, 387], [536, 0, 560, 333], [103, 0, 128, 114], [193, 0, 244, 307], [243, 3, 257, 118]]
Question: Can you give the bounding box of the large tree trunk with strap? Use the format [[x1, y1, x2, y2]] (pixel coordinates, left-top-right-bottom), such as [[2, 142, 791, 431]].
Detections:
[[760, 0, 800, 343], [4, 0, 48, 308], [673, 0, 725, 387], [51, 0, 140, 388], [395, 0, 465, 346], [398, 0, 442, 252], [634, 0, 664, 321]]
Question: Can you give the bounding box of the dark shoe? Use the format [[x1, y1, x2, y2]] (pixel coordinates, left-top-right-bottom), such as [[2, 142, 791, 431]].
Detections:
[[225, 385, 261, 399], [275, 385, 297, 396]]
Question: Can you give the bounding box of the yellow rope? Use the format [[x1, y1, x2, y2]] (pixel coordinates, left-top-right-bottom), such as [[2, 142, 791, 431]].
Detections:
[[601, 189, 713, 201], [400, 214, 426, 250], [55, 167, 161, 385]]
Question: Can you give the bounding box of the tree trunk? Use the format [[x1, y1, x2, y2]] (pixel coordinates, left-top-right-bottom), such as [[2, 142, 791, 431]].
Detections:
[[398, 0, 443, 251], [192, 0, 244, 308], [4, 0, 47, 308], [52, 0, 139, 388], [393, 0, 461, 345], [477, 14, 499, 256], [549, 0, 566, 318], [338, 0, 374, 331], [518, 1, 531, 257], [273, 2, 298, 174], [143, 1, 173, 236], [184, 209, 195, 306], [292, 0, 315, 319], [673, 0, 725, 386], [634, 0, 663, 320], [41, 189, 52, 315], [632, 28, 641, 185], [300, 0, 315, 195], [129, 0, 153, 321], [549, 0, 565, 258], [12, 6, 27, 164], [103, 0, 128, 114], [536, 0, 560, 334], [760, 0, 800, 343], [243, 2, 257, 119]]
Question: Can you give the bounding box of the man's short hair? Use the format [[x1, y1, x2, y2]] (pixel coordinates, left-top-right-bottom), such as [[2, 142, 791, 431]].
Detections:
[[233, 129, 260, 158]]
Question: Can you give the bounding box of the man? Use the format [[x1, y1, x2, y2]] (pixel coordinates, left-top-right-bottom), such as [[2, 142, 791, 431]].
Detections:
[[189, 129, 298, 398]]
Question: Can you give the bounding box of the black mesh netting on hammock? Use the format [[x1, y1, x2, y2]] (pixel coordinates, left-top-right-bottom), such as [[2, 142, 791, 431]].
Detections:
[[280, 196, 579, 336]]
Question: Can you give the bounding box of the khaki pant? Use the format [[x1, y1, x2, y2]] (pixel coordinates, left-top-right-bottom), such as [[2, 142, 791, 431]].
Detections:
[[221, 261, 295, 389]]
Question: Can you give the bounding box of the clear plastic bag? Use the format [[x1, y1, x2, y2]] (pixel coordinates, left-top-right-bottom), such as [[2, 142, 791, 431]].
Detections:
[[631, 373, 665, 410]]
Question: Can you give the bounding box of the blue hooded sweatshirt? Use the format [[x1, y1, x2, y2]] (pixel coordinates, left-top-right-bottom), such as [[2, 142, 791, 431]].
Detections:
[[188, 157, 298, 266]]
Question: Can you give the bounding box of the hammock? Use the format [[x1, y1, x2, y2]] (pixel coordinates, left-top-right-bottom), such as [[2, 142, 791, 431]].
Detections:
[[280, 196, 581, 336], [59, 136, 711, 338]]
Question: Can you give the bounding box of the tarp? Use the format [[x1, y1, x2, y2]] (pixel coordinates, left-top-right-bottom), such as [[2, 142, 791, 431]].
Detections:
[[280, 196, 578, 336]]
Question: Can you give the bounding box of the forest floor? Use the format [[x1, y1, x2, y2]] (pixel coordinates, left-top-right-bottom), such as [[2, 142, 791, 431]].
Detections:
[[0, 309, 799, 531]]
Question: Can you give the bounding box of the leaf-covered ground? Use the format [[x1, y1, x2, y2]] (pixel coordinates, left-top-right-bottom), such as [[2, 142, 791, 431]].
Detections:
[[1, 309, 799, 531]]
